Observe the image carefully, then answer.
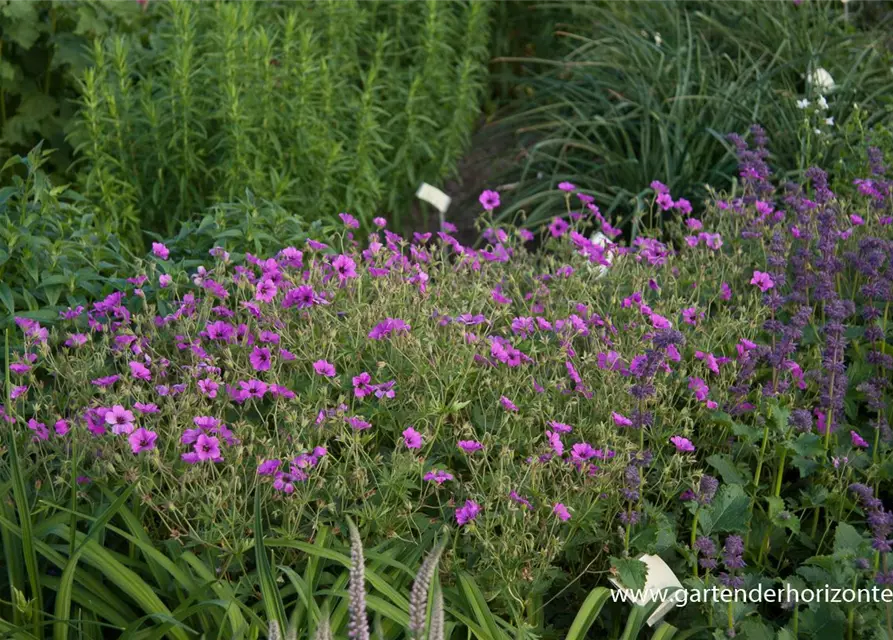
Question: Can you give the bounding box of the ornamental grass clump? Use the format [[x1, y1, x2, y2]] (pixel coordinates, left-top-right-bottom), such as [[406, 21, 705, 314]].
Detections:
[[4, 125, 893, 635]]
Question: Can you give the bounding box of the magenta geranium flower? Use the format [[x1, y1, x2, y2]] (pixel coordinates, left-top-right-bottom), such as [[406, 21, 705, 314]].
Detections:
[[331, 254, 358, 282], [549, 217, 569, 237], [670, 436, 695, 453], [455, 499, 481, 526], [612, 412, 632, 427], [313, 360, 336, 377], [750, 270, 774, 292], [499, 396, 518, 412], [129, 361, 151, 382], [255, 278, 278, 303], [194, 434, 221, 461], [479, 189, 500, 211], [134, 402, 159, 414], [457, 439, 483, 453], [250, 346, 272, 372], [548, 420, 573, 433], [129, 428, 158, 454], [553, 503, 572, 521], [558, 181, 576, 192], [339, 212, 360, 229], [105, 405, 135, 434], [402, 426, 423, 449], [347, 416, 371, 431], [257, 459, 282, 475], [27, 419, 49, 441], [545, 430, 564, 456], [424, 469, 454, 484], [688, 377, 709, 401], [851, 431, 869, 448], [151, 242, 169, 260]]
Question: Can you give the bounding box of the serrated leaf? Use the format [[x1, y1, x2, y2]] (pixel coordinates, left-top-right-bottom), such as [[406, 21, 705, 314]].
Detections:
[[610, 557, 648, 591], [699, 484, 750, 535], [798, 604, 845, 638], [833, 523, 864, 556], [739, 617, 774, 640], [791, 433, 823, 458], [791, 455, 819, 479], [706, 453, 748, 485]]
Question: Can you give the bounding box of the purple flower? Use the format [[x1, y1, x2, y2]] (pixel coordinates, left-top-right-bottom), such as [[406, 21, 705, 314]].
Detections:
[[255, 278, 278, 303], [479, 190, 500, 211], [129, 361, 151, 382], [129, 428, 158, 454], [368, 318, 411, 340], [499, 396, 518, 412], [553, 503, 572, 521], [458, 440, 483, 453], [558, 181, 576, 192], [332, 254, 358, 282], [313, 360, 336, 377], [194, 434, 222, 462], [750, 270, 774, 292], [455, 499, 481, 526], [134, 402, 159, 414], [152, 242, 170, 260], [851, 431, 870, 448], [105, 405, 135, 435], [339, 212, 360, 229], [257, 459, 282, 476], [548, 421, 573, 433], [250, 346, 272, 372], [670, 436, 695, 452], [403, 427, 423, 449], [549, 217, 569, 237], [612, 412, 633, 427], [424, 469, 453, 484]]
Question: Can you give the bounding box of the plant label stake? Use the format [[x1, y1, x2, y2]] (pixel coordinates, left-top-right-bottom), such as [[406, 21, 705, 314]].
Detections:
[[608, 554, 684, 627], [416, 183, 451, 231]]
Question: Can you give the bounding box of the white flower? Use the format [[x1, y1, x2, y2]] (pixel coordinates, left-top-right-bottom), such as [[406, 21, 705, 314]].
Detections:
[[825, 116, 834, 126], [808, 67, 835, 93], [796, 98, 810, 109], [817, 96, 828, 110], [654, 32, 663, 46], [814, 128, 822, 135]]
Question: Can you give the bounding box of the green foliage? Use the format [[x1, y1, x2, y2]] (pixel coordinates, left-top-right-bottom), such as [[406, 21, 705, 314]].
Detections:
[[493, 0, 893, 233], [0, 0, 153, 175], [0, 143, 132, 328], [70, 0, 492, 240]]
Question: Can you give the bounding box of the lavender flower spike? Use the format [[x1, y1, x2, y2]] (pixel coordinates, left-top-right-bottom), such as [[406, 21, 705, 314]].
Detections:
[[347, 519, 371, 640], [409, 540, 446, 637]]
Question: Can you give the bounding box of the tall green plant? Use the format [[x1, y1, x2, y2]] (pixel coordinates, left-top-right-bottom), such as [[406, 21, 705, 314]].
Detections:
[[0, 1, 153, 177], [70, 0, 492, 237]]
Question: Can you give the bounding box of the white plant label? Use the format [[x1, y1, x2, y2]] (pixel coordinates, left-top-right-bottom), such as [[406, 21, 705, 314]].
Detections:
[[416, 183, 451, 214], [607, 554, 684, 627]]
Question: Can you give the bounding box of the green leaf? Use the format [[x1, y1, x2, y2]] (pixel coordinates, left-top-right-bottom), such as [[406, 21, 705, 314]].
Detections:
[[565, 587, 610, 640], [832, 523, 864, 556], [798, 603, 845, 638], [739, 617, 774, 640], [706, 453, 748, 485], [0, 282, 14, 315], [791, 433, 823, 458], [54, 486, 136, 640], [791, 456, 819, 479], [610, 557, 648, 591], [699, 484, 749, 535], [457, 572, 508, 640], [254, 490, 287, 631]]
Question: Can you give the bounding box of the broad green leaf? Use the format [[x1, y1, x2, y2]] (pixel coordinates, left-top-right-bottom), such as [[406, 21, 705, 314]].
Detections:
[[610, 557, 648, 591], [699, 484, 749, 535]]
